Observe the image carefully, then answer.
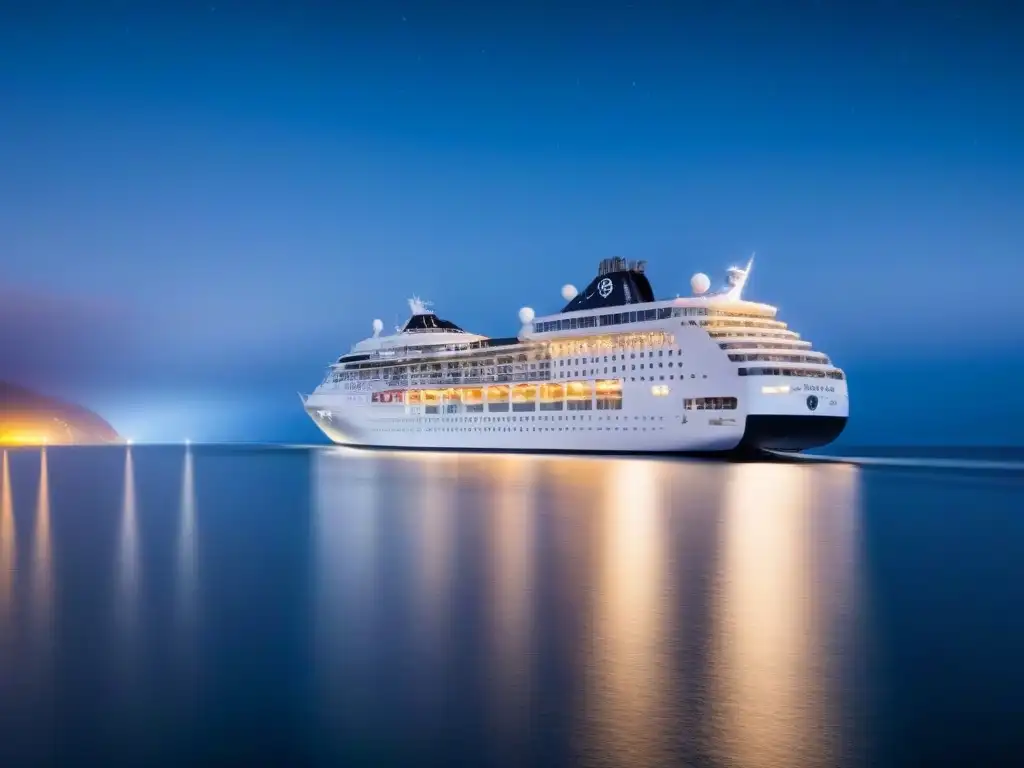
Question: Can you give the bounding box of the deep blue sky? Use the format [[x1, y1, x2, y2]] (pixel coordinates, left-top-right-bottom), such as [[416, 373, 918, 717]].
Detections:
[[2, 1, 1022, 444]]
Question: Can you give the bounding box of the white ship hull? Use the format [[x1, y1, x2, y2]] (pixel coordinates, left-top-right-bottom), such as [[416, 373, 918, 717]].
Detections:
[[304, 385, 847, 455], [302, 258, 849, 455], [304, 343, 848, 456]]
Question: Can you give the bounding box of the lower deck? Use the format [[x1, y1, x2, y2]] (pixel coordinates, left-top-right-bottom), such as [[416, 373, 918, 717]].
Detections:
[[304, 395, 846, 454]]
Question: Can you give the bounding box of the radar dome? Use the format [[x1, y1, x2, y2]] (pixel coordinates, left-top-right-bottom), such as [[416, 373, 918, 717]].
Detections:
[[372, 318, 384, 335], [561, 284, 578, 301], [518, 307, 535, 325], [691, 273, 711, 295]]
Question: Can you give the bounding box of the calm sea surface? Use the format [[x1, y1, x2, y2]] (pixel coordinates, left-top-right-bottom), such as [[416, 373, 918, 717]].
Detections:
[[1, 445, 1023, 766]]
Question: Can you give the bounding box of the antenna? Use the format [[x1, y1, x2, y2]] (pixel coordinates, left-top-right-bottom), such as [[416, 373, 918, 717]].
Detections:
[[715, 252, 757, 301], [741, 252, 755, 293], [408, 296, 434, 316]]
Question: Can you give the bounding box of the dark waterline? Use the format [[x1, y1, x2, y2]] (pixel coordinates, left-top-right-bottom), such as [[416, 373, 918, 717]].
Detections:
[[1, 445, 1022, 766]]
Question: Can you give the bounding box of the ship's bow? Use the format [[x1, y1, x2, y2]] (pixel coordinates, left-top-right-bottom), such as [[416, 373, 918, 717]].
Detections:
[[302, 393, 364, 446]]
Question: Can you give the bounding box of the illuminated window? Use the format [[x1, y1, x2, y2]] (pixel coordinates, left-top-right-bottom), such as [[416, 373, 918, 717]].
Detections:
[[684, 397, 738, 410]]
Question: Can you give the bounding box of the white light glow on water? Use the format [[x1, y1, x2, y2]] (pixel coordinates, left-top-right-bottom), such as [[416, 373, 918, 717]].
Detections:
[[117, 449, 139, 646], [312, 448, 381, 713], [177, 445, 197, 638]]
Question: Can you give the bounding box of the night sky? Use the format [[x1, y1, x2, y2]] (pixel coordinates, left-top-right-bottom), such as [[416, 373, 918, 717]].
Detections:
[[2, 1, 1022, 444]]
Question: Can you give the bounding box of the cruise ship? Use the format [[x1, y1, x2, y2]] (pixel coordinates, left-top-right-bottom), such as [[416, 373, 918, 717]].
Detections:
[[301, 257, 848, 454]]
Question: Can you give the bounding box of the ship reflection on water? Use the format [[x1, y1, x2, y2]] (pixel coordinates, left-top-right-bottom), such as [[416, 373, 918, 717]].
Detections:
[[1, 445, 1023, 765], [311, 450, 865, 766], [711, 463, 862, 767]]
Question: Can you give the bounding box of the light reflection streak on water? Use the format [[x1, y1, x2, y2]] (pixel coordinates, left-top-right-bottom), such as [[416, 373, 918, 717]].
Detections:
[[117, 448, 139, 644], [807, 463, 864, 759], [1, 451, 14, 619], [32, 449, 52, 633], [585, 458, 670, 767], [412, 454, 454, 658], [304, 449, 864, 765], [487, 456, 536, 746], [176, 446, 197, 645], [313, 448, 380, 712], [712, 462, 861, 768]]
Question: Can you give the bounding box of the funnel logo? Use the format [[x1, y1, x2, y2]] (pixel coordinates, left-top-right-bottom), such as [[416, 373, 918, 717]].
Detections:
[[597, 278, 614, 298], [806, 395, 818, 411]]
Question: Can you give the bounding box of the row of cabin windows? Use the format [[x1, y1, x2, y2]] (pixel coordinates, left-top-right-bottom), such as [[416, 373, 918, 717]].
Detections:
[[558, 361, 683, 378], [709, 330, 799, 341], [425, 398, 622, 414], [363, 414, 666, 424], [566, 373, 699, 382], [684, 397, 738, 410], [535, 306, 776, 334], [341, 355, 550, 374], [536, 306, 704, 333], [719, 341, 810, 351], [330, 362, 552, 384], [701, 319, 788, 331], [537, 307, 672, 332], [739, 367, 846, 380], [339, 340, 525, 363], [559, 349, 677, 365], [372, 425, 669, 434], [728, 353, 831, 365]]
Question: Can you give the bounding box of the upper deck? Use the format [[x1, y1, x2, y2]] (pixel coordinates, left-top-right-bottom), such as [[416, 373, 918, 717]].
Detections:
[[334, 257, 773, 367], [323, 256, 842, 386]]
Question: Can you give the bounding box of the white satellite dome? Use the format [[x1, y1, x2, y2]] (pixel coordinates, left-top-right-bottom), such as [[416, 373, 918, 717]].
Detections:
[[372, 318, 384, 336], [690, 273, 711, 295], [518, 306, 535, 325], [561, 284, 578, 301]]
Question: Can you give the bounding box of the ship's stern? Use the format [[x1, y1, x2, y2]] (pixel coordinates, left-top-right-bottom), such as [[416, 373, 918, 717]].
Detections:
[[737, 376, 848, 452]]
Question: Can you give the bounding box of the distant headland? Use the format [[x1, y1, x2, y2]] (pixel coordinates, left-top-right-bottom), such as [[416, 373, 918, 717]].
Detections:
[[0, 381, 121, 445]]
